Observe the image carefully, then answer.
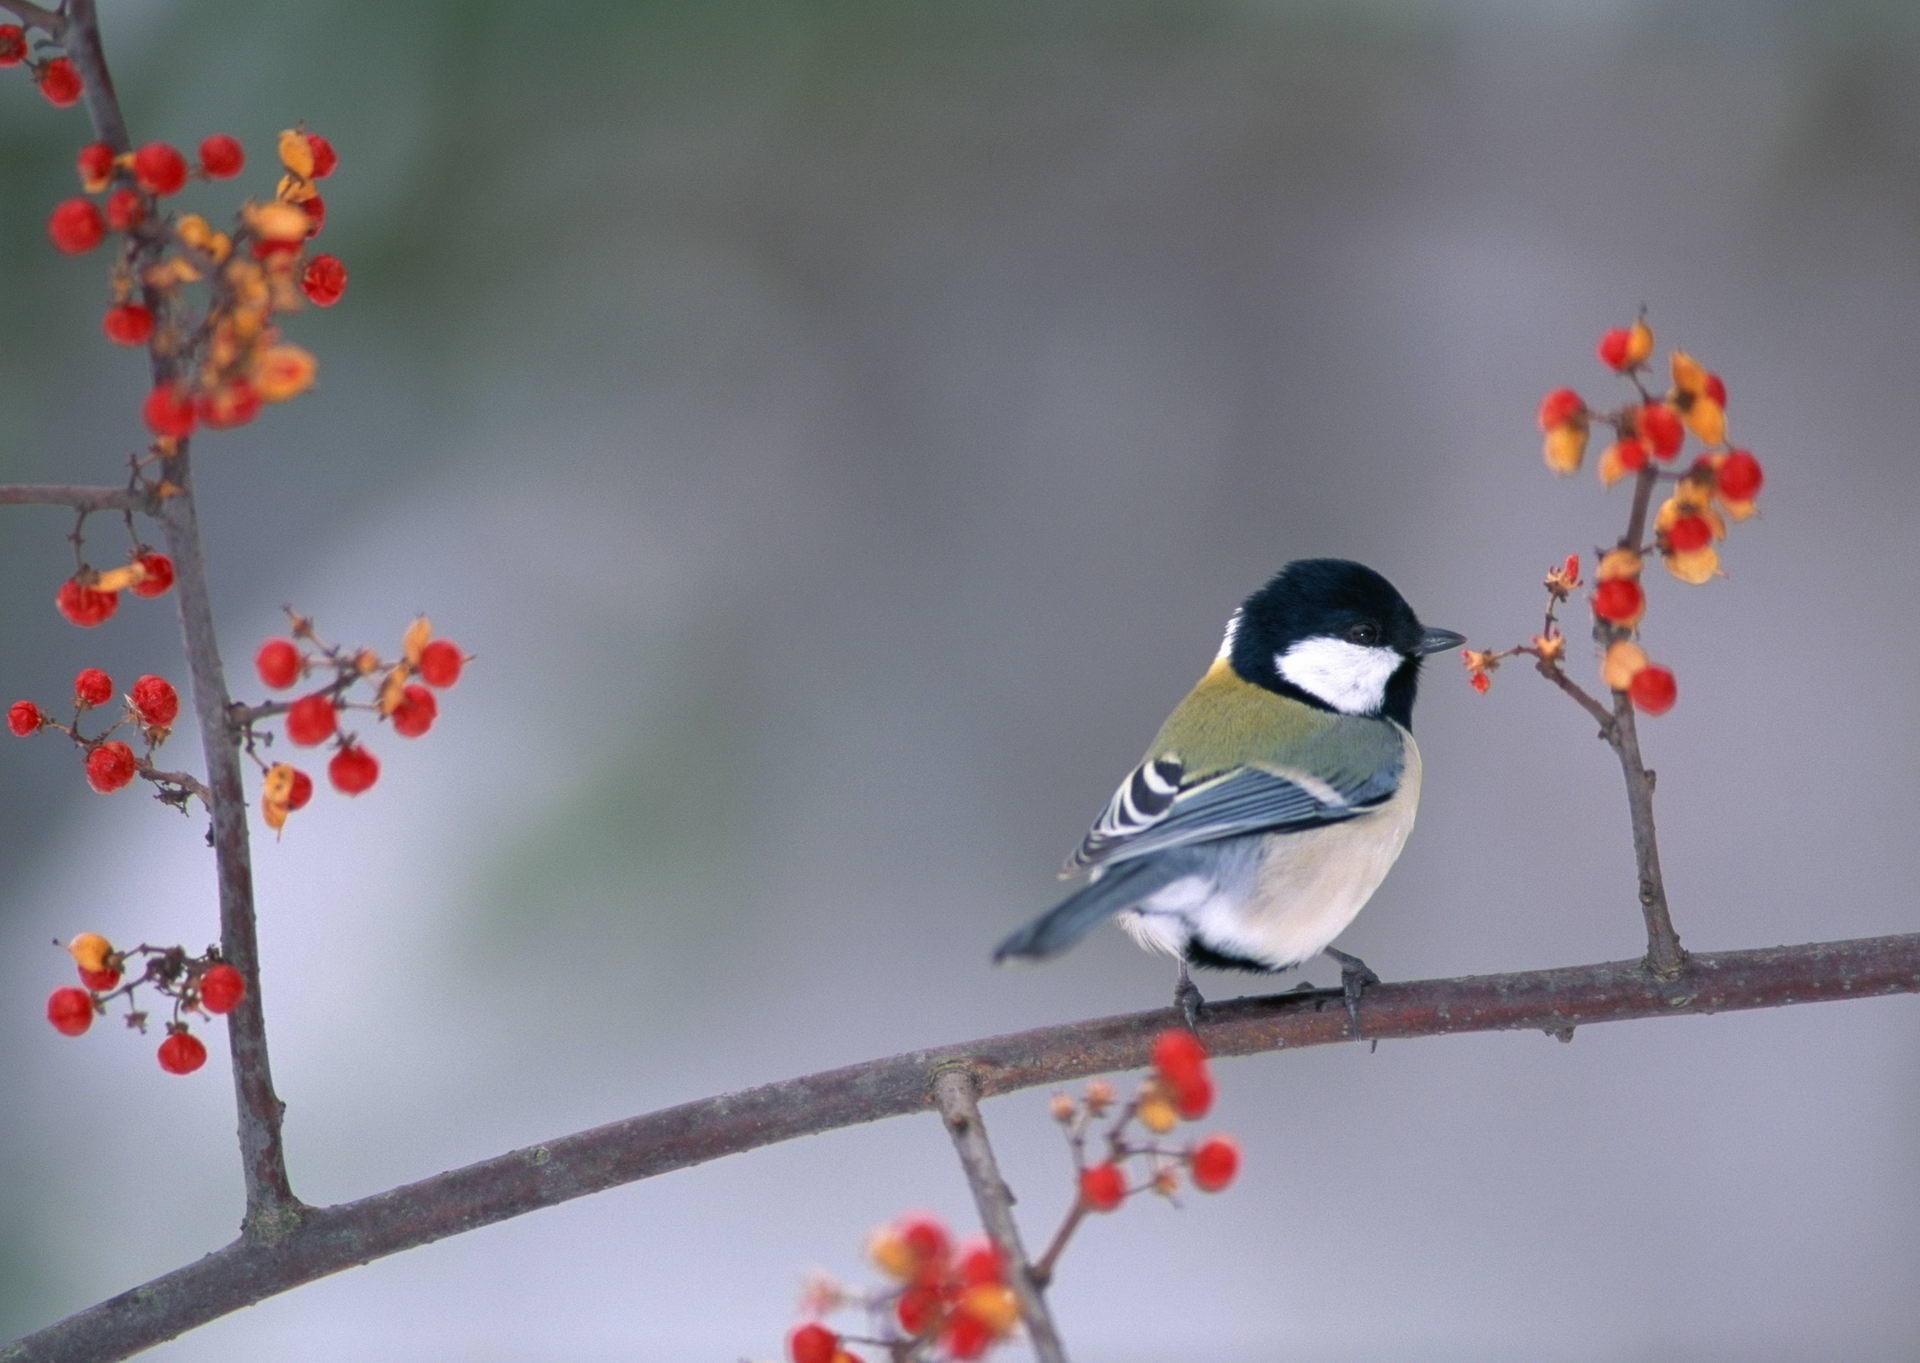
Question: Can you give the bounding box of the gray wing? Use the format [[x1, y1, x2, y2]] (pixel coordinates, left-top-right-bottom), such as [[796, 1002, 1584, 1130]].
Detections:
[[1064, 737, 1404, 875]]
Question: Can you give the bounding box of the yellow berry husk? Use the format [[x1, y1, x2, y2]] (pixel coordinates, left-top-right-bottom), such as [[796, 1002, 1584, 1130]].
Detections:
[[1664, 545, 1720, 585], [378, 666, 409, 716], [276, 128, 315, 178], [1685, 395, 1725, 446], [67, 932, 113, 974], [958, 1284, 1021, 1336], [251, 343, 317, 402], [1084, 1079, 1115, 1109], [1670, 348, 1709, 398], [1596, 547, 1643, 581], [403, 616, 434, 666], [1596, 441, 1631, 487], [1152, 1167, 1180, 1197], [1048, 1092, 1076, 1122], [1602, 641, 1648, 692], [1531, 632, 1565, 663], [867, 1228, 916, 1281], [1719, 496, 1758, 522], [175, 213, 215, 251], [244, 200, 311, 244], [1625, 317, 1654, 367], [1138, 1091, 1179, 1135], [90, 563, 143, 593], [1542, 421, 1588, 475], [275, 173, 317, 204]]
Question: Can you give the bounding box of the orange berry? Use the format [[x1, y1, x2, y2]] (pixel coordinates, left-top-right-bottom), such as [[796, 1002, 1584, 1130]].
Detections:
[[1190, 1134, 1241, 1192]]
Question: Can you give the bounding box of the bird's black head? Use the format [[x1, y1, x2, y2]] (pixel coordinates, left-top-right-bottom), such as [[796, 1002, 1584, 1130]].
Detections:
[[1224, 558, 1463, 727]]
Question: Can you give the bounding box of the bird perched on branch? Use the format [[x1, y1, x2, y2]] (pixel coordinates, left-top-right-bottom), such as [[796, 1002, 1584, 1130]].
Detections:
[[994, 559, 1462, 1027]]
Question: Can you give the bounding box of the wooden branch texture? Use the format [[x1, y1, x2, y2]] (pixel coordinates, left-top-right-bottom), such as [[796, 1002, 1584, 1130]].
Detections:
[[8, 931, 1918, 1363]]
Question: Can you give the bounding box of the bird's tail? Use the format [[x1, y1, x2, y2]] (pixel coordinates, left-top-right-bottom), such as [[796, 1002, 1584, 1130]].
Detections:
[[993, 856, 1194, 962]]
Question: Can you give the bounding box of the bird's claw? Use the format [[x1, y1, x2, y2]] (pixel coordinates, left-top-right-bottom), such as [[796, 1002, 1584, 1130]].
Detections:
[[1173, 964, 1205, 1032], [1324, 947, 1380, 1036]]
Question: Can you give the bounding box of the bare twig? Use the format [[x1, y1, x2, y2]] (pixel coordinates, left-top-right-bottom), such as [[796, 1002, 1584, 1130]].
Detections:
[[8, 930, 1919, 1363], [931, 1067, 1069, 1363], [0, 0, 64, 38], [0, 484, 143, 513]]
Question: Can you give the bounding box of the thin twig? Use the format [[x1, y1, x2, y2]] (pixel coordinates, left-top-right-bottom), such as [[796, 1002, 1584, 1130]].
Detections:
[[0, 0, 64, 37], [7, 929, 1919, 1363], [930, 1067, 1069, 1363], [0, 484, 143, 512]]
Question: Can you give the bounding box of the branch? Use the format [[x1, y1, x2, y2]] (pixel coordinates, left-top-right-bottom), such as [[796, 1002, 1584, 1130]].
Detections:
[[51, 0, 301, 1228], [0, 0, 63, 38], [9, 930, 1919, 1362], [931, 1067, 1068, 1362], [0, 484, 143, 513]]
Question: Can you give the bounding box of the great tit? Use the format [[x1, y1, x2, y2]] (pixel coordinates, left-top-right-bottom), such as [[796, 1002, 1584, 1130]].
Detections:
[[994, 559, 1463, 1023]]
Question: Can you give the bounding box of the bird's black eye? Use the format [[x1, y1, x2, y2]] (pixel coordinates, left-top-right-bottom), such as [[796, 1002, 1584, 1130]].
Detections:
[[1346, 621, 1380, 646]]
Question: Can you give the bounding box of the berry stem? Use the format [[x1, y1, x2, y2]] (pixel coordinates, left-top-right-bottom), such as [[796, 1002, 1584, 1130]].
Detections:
[[930, 1066, 1069, 1363], [0, 483, 145, 512]]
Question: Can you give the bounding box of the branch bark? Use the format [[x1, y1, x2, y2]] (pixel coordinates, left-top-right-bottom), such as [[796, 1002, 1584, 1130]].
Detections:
[[8, 930, 1919, 1363]]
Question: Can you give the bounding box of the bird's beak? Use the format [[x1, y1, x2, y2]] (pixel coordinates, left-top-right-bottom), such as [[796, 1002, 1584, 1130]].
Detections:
[[1414, 626, 1468, 656]]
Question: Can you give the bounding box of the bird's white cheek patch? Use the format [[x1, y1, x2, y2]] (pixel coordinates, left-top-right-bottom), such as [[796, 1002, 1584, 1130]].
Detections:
[[1276, 638, 1402, 715]]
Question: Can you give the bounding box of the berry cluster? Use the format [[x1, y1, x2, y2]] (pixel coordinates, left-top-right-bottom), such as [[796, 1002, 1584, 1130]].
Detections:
[[242, 613, 465, 832], [54, 545, 174, 629], [44, 932, 244, 1076], [780, 1032, 1240, 1362], [0, 21, 82, 106], [1465, 316, 1766, 713], [9, 663, 198, 808], [42, 119, 343, 446]]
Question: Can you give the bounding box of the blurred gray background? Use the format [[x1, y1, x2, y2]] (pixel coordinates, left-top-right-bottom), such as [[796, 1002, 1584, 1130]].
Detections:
[[3, 1, 1919, 1359]]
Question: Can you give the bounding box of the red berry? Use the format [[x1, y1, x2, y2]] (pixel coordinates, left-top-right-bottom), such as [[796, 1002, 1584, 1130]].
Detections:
[[301, 193, 326, 236], [301, 253, 348, 307], [56, 578, 118, 628], [47, 197, 105, 254], [898, 1215, 950, 1267], [131, 552, 174, 598], [103, 186, 145, 232], [132, 142, 188, 196], [46, 987, 93, 1037], [102, 302, 155, 346], [284, 693, 337, 745], [1595, 327, 1634, 371], [328, 742, 379, 795], [418, 638, 464, 687], [1614, 437, 1649, 473], [198, 379, 262, 430], [1190, 1135, 1241, 1192], [1535, 387, 1583, 432], [78, 964, 120, 991], [306, 132, 338, 178], [0, 25, 24, 66], [255, 638, 302, 688], [85, 740, 137, 793], [74, 667, 112, 707], [1172, 1070, 1215, 1121], [1717, 449, 1764, 502], [286, 767, 314, 810], [1150, 1028, 1208, 1087], [198, 962, 245, 1014], [142, 382, 198, 439], [8, 700, 41, 736], [130, 674, 179, 728], [1591, 578, 1644, 626], [1637, 402, 1684, 459], [1079, 1162, 1126, 1212], [198, 133, 244, 178], [76, 140, 115, 190], [942, 1310, 993, 1360], [895, 1278, 943, 1334], [157, 1029, 208, 1075], [1704, 372, 1727, 408], [36, 56, 82, 107], [390, 683, 438, 738], [1629, 665, 1677, 716], [786, 1323, 838, 1363], [954, 1238, 1004, 1287], [1665, 514, 1712, 554]]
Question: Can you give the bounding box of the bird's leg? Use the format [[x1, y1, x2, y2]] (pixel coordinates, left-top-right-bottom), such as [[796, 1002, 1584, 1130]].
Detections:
[[1323, 947, 1380, 1035], [1173, 960, 1205, 1032]]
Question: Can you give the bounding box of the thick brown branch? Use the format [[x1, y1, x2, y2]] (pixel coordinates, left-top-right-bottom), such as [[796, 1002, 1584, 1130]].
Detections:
[[931, 1067, 1068, 1362], [9, 930, 1919, 1363]]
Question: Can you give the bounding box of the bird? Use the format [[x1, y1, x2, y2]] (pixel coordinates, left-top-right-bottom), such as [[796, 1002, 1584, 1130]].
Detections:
[[993, 558, 1463, 1028]]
